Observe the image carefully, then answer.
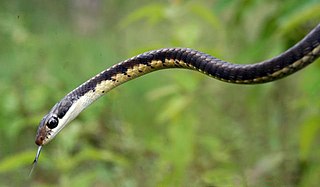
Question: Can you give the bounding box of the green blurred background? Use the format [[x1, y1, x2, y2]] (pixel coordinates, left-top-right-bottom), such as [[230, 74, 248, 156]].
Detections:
[[0, 0, 320, 186]]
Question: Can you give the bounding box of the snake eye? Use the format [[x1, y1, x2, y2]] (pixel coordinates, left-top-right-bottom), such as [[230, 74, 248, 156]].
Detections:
[[47, 116, 59, 129]]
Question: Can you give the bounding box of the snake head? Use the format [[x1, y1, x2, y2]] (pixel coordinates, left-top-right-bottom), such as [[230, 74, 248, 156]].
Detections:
[[35, 95, 86, 145], [35, 113, 59, 145], [35, 102, 66, 145]]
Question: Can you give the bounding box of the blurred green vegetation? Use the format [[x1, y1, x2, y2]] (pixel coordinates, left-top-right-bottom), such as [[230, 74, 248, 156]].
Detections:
[[0, 0, 320, 186]]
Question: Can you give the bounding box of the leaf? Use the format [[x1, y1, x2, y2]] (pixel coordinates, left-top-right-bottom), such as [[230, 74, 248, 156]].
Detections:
[[188, 3, 222, 30], [174, 24, 201, 46], [202, 168, 239, 186], [55, 148, 128, 171], [170, 71, 201, 92], [118, 3, 166, 29], [299, 116, 320, 159], [157, 113, 196, 186], [245, 152, 284, 186], [146, 84, 179, 101], [156, 96, 190, 123], [0, 150, 35, 173], [278, 4, 320, 34]]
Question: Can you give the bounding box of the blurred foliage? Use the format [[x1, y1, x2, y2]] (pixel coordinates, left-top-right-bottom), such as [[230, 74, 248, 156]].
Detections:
[[0, 0, 320, 186]]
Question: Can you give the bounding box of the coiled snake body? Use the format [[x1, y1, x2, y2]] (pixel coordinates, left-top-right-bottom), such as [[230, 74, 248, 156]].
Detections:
[[31, 24, 320, 170]]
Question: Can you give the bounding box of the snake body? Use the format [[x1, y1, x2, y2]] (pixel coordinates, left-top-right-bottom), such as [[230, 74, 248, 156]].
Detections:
[[35, 24, 320, 147]]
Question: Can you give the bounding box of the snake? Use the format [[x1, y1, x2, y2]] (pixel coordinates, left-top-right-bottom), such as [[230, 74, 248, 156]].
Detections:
[[30, 24, 320, 172]]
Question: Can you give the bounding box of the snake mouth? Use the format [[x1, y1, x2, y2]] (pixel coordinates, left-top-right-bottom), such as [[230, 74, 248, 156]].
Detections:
[[35, 126, 46, 145], [35, 127, 53, 145], [35, 135, 45, 146]]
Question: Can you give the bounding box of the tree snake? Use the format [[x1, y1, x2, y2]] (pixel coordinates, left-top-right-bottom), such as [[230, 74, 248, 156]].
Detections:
[[30, 24, 320, 172]]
